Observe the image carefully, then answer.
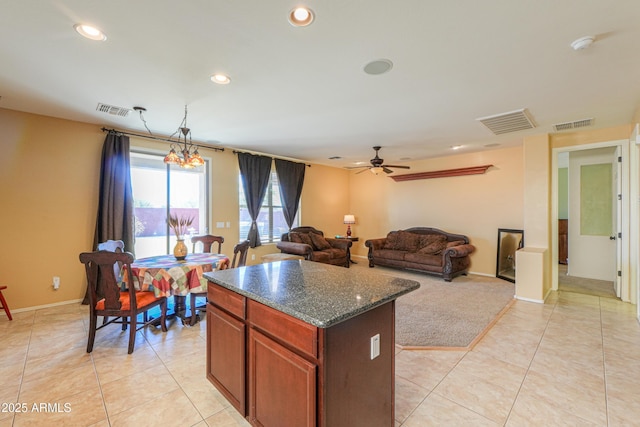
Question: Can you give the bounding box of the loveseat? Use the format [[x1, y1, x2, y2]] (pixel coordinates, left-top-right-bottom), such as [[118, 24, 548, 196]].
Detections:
[[276, 226, 353, 267], [365, 227, 475, 281]]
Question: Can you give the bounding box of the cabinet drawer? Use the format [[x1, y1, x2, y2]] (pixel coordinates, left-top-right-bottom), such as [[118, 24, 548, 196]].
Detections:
[[208, 283, 246, 319], [248, 300, 318, 359]]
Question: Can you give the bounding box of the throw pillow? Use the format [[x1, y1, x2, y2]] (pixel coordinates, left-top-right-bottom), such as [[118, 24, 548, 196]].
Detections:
[[417, 234, 448, 254], [383, 231, 399, 249], [310, 233, 332, 251], [394, 231, 421, 251], [289, 232, 303, 243]]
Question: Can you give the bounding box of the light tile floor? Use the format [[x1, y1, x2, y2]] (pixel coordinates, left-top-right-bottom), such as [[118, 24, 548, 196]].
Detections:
[[1, 285, 639, 426]]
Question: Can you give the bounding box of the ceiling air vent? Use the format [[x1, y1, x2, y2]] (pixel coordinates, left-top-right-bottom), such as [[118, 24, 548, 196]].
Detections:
[[96, 103, 132, 117], [553, 118, 594, 132], [476, 108, 536, 135]]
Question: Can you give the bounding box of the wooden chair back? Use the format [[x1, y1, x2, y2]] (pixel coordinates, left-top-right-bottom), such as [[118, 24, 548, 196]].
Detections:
[[191, 235, 224, 254], [231, 240, 250, 268]]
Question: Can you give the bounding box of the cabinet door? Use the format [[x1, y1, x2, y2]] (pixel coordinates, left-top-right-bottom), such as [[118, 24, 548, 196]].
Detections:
[[249, 329, 316, 427], [207, 305, 246, 415]]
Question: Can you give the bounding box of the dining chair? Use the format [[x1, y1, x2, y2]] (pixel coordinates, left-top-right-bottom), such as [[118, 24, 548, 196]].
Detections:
[[0, 285, 12, 321], [188, 235, 225, 326], [191, 234, 224, 254], [231, 239, 251, 268], [79, 250, 167, 354]]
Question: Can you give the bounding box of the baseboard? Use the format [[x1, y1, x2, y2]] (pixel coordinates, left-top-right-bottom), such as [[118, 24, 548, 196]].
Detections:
[[3, 298, 84, 316], [515, 295, 545, 304]]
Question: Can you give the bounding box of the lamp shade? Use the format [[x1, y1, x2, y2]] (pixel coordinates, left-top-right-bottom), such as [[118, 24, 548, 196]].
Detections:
[[343, 214, 355, 224]]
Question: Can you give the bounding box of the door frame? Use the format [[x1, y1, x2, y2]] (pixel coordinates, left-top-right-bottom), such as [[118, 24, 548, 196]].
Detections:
[[551, 139, 631, 301]]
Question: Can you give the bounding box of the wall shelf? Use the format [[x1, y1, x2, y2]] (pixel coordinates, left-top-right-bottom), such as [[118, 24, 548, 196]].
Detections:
[[390, 164, 493, 182]]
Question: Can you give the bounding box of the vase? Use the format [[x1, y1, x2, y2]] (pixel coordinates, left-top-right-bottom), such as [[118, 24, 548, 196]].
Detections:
[[174, 239, 188, 261]]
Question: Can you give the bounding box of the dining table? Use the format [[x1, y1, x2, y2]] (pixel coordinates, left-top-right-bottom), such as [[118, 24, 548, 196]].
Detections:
[[124, 252, 229, 325]]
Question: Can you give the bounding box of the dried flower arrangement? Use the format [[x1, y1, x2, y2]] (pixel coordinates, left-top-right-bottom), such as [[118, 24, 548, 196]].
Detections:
[[167, 213, 194, 240]]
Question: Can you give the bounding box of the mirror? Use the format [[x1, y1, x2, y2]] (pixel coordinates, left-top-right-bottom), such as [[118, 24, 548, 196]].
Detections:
[[496, 229, 524, 283]]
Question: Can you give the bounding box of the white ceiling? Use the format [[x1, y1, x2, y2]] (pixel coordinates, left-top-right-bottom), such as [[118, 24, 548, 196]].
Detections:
[[2, 1, 639, 168]]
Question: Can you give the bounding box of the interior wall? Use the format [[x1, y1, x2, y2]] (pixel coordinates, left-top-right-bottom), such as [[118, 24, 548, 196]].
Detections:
[[349, 146, 525, 277], [0, 108, 104, 310], [0, 108, 350, 310]]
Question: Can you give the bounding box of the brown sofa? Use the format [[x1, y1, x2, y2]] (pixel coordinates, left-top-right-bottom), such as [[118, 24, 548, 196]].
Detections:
[[276, 226, 353, 267], [365, 227, 475, 281]]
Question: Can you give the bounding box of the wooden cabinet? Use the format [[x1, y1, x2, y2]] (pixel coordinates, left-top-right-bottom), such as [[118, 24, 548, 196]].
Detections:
[[206, 286, 247, 415], [558, 219, 568, 264], [249, 328, 316, 426], [207, 282, 395, 427]]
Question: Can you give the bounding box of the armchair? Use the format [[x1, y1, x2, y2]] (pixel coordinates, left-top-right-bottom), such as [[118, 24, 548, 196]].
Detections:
[[277, 226, 352, 267]]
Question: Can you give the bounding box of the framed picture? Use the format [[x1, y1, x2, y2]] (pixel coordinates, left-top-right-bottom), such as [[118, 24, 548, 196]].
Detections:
[[496, 228, 524, 283]]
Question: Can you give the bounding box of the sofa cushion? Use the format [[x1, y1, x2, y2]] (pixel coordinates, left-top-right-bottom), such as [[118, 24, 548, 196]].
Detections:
[[417, 234, 448, 255], [290, 232, 313, 247], [310, 233, 332, 251], [394, 231, 421, 252], [325, 248, 346, 259], [404, 252, 442, 267], [447, 240, 466, 248], [312, 250, 331, 263], [374, 249, 407, 261]]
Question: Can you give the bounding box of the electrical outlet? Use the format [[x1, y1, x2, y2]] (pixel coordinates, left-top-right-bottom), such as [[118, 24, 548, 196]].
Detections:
[[370, 334, 380, 359], [226, 221, 231, 228], [251, 254, 255, 261], [53, 276, 60, 290]]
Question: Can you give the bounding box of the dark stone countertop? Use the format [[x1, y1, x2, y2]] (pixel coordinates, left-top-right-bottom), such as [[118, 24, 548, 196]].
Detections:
[[203, 260, 420, 328]]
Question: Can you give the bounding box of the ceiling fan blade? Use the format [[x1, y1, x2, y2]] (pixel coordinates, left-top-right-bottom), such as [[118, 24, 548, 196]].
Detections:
[[382, 167, 393, 174], [383, 165, 410, 169]]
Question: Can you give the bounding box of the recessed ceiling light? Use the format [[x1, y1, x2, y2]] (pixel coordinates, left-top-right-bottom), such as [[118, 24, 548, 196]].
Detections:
[[363, 59, 393, 75], [451, 145, 462, 150], [288, 7, 315, 27], [73, 24, 107, 41], [211, 74, 231, 84]]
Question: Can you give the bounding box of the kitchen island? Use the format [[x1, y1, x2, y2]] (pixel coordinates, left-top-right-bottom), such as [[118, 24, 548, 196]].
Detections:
[[203, 260, 420, 427]]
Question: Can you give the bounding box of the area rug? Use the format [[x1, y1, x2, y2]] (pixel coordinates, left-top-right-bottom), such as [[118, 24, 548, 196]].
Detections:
[[355, 265, 515, 350]]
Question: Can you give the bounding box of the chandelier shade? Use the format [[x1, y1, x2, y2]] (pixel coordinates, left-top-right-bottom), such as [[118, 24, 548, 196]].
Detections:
[[163, 106, 205, 168]]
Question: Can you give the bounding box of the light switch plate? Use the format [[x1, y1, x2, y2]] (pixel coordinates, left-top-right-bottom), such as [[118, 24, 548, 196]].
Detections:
[[370, 334, 380, 359], [216, 221, 225, 228]]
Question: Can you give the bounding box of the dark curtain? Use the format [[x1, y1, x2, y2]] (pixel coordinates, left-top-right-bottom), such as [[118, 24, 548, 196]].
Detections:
[[238, 152, 272, 248], [83, 131, 135, 303], [274, 158, 305, 232]]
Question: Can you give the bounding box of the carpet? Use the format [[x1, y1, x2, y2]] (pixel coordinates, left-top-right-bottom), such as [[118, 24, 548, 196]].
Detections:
[[354, 265, 515, 349]]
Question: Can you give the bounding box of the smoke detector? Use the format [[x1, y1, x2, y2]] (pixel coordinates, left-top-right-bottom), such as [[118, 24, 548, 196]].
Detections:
[[571, 36, 595, 51]]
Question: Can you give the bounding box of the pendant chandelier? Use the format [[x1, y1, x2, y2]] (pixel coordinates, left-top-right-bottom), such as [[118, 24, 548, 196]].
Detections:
[[163, 106, 205, 168]]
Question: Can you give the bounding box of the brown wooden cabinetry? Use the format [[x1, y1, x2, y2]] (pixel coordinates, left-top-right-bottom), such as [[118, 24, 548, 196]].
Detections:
[[206, 284, 247, 415], [558, 219, 568, 264], [207, 281, 395, 427]]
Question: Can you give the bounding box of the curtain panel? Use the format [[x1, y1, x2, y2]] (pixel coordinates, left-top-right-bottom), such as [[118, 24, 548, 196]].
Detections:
[[238, 152, 273, 248], [84, 132, 134, 304], [274, 158, 306, 234]]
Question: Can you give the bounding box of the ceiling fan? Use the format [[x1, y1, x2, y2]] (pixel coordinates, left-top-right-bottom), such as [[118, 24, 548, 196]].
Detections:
[[354, 146, 411, 174]]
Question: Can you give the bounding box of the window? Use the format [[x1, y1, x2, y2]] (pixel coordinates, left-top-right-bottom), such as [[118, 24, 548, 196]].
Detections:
[[130, 151, 209, 258], [239, 171, 299, 243]]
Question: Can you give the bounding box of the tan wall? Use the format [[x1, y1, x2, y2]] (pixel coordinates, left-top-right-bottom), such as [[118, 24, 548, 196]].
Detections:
[[0, 108, 349, 310], [349, 146, 525, 277], [0, 108, 104, 310]]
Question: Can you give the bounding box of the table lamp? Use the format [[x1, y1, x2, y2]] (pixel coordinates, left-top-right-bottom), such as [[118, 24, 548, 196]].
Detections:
[[343, 214, 355, 237]]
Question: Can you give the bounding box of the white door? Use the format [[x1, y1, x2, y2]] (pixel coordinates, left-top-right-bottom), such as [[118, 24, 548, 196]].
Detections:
[[568, 147, 617, 282]]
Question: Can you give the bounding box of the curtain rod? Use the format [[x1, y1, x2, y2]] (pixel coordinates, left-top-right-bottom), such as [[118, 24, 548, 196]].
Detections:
[[101, 127, 225, 152], [232, 150, 311, 167]]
